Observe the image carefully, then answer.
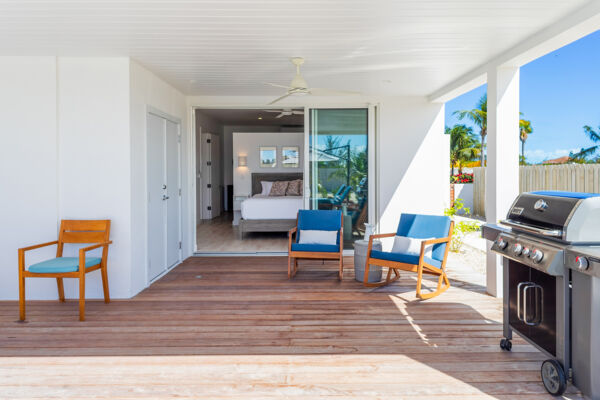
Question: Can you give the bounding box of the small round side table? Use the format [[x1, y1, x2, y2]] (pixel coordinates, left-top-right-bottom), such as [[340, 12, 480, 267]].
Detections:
[[354, 239, 382, 283]]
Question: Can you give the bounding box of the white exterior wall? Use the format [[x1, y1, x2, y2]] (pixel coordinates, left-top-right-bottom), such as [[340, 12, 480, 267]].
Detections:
[[57, 57, 132, 299], [0, 57, 59, 300], [0, 57, 189, 301], [377, 98, 449, 235], [129, 61, 188, 296]]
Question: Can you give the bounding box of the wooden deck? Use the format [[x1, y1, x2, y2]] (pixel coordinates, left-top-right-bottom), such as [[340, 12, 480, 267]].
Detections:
[[0, 257, 582, 399]]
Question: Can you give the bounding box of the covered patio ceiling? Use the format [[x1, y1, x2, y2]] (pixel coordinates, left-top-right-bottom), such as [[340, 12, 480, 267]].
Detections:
[[0, 0, 594, 97]]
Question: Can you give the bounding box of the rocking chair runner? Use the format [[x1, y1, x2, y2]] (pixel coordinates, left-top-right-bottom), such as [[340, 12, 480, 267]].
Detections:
[[364, 214, 453, 299], [18, 219, 112, 321]]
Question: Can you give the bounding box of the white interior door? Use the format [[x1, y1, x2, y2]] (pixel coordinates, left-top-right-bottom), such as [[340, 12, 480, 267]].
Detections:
[[147, 113, 167, 280], [147, 111, 181, 282]]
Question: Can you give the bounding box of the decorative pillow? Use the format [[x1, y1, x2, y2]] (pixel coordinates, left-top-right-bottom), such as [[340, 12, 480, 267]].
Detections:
[[260, 181, 274, 196], [269, 180, 289, 196], [286, 179, 302, 196], [298, 230, 338, 245], [391, 236, 435, 258]]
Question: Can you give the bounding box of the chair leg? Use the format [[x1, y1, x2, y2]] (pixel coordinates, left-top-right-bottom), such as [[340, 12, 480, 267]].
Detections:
[[293, 258, 298, 278], [56, 278, 65, 302], [288, 256, 292, 279], [101, 265, 110, 304], [363, 262, 401, 288], [19, 273, 25, 321], [416, 263, 424, 298], [418, 271, 451, 300], [78, 275, 86, 321], [338, 256, 344, 281]]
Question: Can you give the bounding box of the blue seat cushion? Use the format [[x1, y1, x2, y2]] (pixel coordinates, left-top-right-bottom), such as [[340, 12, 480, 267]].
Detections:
[[370, 250, 441, 268], [291, 243, 340, 253], [28, 257, 102, 273], [296, 210, 342, 245]]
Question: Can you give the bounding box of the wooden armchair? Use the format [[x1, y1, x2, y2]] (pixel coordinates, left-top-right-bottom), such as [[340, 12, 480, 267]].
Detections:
[[288, 210, 344, 280], [363, 214, 453, 299], [18, 220, 112, 321]]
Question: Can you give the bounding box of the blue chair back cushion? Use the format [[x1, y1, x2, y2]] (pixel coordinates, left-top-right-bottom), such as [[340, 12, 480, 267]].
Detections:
[[296, 210, 342, 244], [395, 214, 452, 261]]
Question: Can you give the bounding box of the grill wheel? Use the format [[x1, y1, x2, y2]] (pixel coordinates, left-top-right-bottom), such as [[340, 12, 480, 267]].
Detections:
[[541, 359, 567, 396]]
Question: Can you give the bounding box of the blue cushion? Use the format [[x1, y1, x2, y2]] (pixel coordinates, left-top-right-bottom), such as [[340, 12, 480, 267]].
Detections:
[[28, 257, 102, 273], [332, 186, 352, 205], [291, 243, 340, 253], [370, 250, 441, 268], [297, 210, 342, 244], [396, 214, 451, 261]]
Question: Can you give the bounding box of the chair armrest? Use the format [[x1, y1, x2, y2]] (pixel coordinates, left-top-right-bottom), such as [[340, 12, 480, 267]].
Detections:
[[369, 232, 396, 240], [421, 236, 451, 246], [288, 227, 297, 237], [79, 241, 112, 254], [18, 240, 59, 272], [18, 240, 59, 253]]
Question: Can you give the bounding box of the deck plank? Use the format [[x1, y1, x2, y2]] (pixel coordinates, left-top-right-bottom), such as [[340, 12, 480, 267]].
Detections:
[[0, 256, 583, 399]]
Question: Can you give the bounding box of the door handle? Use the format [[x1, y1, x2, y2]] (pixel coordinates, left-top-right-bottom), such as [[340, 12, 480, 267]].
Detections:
[[162, 184, 167, 190], [517, 282, 531, 321], [523, 284, 543, 326], [162, 195, 170, 201]]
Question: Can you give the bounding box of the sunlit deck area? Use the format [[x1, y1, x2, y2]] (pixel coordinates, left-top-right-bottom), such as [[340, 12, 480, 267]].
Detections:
[[0, 257, 583, 399]]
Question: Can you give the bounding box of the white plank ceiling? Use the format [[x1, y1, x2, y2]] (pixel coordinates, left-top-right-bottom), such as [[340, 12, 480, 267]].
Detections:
[[0, 0, 591, 96]]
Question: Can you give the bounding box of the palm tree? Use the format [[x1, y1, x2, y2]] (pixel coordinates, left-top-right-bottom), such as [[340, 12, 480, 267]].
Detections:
[[454, 94, 487, 166], [569, 124, 600, 163], [519, 114, 533, 164], [447, 124, 480, 176]]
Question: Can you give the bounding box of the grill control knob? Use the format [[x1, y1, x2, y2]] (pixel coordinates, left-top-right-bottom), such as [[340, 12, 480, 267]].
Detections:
[[496, 238, 508, 250], [512, 243, 523, 256], [522, 247, 531, 257], [575, 256, 589, 271], [532, 249, 544, 264]]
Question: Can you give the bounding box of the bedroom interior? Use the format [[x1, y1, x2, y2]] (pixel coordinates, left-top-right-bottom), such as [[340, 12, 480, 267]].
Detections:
[[195, 108, 304, 253]]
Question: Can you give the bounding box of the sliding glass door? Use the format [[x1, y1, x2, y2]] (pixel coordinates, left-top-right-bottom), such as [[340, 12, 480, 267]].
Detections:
[[308, 108, 369, 248]]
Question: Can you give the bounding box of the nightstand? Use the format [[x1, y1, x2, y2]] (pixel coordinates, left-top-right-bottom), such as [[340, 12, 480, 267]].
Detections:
[[232, 194, 250, 226]]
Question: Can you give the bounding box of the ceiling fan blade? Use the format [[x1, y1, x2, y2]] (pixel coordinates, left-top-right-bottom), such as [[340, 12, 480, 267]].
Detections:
[[263, 82, 292, 89], [262, 109, 283, 113], [275, 113, 285, 119], [309, 88, 362, 96], [292, 111, 304, 115], [268, 93, 292, 105]]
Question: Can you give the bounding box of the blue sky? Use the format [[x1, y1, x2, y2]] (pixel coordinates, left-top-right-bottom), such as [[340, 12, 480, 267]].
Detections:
[[446, 30, 600, 164]]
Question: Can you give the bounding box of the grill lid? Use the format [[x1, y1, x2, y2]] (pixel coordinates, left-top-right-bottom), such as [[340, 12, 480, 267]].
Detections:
[[505, 192, 584, 235]]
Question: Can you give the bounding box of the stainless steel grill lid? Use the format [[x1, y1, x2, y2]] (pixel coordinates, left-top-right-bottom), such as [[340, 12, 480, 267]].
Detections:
[[503, 191, 600, 243]]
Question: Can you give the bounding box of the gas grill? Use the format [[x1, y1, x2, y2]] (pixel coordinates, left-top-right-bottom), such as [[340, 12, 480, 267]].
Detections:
[[483, 191, 600, 398]]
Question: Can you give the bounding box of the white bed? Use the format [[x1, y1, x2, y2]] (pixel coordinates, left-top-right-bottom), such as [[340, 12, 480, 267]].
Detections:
[[241, 195, 304, 220]]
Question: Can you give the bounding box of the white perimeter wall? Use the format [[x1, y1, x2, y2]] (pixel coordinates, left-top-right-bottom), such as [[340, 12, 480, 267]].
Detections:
[[232, 131, 304, 196], [0, 57, 188, 300]]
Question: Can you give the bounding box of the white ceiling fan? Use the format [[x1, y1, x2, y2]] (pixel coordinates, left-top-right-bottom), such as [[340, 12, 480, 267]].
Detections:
[[261, 108, 304, 118], [264, 57, 360, 105]]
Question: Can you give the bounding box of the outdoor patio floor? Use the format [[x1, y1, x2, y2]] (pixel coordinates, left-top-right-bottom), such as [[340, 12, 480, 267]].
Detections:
[[0, 256, 583, 399]]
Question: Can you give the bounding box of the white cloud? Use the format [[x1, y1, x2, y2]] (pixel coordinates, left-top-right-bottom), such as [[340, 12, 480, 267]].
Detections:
[[525, 148, 579, 163]]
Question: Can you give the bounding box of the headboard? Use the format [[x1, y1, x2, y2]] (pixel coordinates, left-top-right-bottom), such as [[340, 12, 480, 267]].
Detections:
[[251, 173, 304, 196]]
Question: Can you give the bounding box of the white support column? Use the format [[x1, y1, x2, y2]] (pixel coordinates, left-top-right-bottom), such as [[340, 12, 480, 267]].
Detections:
[[485, 66, 520, 297]]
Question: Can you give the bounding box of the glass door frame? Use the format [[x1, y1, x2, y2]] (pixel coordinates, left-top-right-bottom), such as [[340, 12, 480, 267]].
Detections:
[[302, 105, 377, 233]]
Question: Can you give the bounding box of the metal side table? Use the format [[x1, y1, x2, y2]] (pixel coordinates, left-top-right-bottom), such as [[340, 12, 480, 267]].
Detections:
[[354, 239, 382, 283]]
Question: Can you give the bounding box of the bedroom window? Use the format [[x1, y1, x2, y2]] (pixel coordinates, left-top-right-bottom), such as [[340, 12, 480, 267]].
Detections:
[[309, 108, 368, 247]]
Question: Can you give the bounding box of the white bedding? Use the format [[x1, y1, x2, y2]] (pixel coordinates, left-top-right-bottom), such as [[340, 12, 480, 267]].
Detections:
[[241, 195, 304, 220]]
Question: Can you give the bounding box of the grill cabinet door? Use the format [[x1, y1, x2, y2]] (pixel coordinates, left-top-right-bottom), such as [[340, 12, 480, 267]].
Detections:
[[528, 268, 557, 356], [508, 261, 532, 337]]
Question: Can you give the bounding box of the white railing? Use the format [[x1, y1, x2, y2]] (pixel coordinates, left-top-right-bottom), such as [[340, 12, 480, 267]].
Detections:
[[472, 164, 600, 217]]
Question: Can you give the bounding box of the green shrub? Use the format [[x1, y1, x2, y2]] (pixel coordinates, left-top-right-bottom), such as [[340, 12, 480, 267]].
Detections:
[[444, 198, 481, 252]]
